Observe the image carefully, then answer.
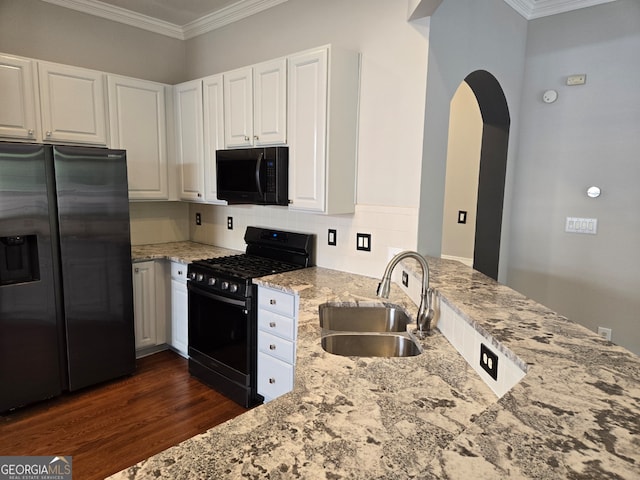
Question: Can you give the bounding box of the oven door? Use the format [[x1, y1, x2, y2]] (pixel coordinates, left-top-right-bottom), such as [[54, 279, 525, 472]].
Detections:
[[187, 282, 259, 406]]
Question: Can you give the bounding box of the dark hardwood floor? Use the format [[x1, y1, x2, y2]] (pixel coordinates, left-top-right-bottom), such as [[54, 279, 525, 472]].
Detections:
[[0, 350, 248, 480]]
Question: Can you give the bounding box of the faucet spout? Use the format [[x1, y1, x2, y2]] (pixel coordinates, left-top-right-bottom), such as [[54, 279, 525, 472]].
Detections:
[[377, 251, 434, 336]]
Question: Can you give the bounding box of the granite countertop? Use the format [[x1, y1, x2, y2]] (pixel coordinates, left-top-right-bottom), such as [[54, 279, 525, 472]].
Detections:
[[116, 242, 639, 479], [131, 241, 241, 264]]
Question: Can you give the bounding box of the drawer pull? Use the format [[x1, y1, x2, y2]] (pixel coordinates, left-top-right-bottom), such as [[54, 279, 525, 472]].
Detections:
[[269, 344, 276, 350], [269, 299, 277, 305], [269, 322, 276, 328], [269, 378, 276, 384]]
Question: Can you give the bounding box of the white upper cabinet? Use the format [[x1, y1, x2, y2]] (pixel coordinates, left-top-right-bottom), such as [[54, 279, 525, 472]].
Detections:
[[0, 54, 40, 141], [224, 67, 253, 148], [38, 61, 108, 145], [253, 59, 287, 146], [174, 79, 205, 202], [108, 75, 169, 200], [224, 58, 286, 148], [287, 46, 360, 214], [202, 74, 226, 204]]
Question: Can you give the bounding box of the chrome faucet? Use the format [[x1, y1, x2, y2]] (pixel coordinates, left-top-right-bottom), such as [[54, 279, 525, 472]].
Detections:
[[377, 251, 435, 337]]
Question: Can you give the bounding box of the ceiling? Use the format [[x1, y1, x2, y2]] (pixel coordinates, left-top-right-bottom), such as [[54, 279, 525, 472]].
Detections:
[[40, 0, 617, 40]]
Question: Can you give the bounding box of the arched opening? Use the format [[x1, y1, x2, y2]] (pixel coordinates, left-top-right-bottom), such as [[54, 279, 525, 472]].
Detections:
[[440, 70, 510, 280]]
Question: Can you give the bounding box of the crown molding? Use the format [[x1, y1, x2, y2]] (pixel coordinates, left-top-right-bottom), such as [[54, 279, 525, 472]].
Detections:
[[504, 0, 618, 20], [183, 0, 288, 39], [40, 0, 289, 40]]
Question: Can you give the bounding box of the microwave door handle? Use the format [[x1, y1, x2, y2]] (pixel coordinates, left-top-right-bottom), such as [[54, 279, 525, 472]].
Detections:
[[255, 152, 264, 196]]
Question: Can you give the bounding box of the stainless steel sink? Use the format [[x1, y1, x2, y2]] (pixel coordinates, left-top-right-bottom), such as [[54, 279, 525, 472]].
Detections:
[[321, 333, 422, 357], [318, 304, 410, 332]]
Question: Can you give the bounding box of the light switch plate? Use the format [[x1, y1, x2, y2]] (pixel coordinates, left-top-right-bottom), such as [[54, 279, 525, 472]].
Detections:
[[565, 217, 597, 235]]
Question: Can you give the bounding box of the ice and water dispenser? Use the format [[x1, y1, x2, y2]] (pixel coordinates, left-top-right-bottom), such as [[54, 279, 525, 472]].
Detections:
[[0, 235, 40, 286]]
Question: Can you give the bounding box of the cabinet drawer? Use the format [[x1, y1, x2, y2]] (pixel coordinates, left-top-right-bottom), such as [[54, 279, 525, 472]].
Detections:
[[258, 352, 294, 399], [171, 262, 188, 282], [258, 330, 295, 364], [258, 287, 295, 317], [258, 309, 295, 340]]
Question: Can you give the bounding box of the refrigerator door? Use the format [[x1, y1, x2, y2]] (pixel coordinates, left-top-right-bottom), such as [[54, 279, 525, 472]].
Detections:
[[0, 143, 62, 411], [52, 145, 135, 391]]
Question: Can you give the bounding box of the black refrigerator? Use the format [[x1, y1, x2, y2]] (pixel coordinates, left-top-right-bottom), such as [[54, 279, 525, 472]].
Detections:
[[0, 142, 135, 412]]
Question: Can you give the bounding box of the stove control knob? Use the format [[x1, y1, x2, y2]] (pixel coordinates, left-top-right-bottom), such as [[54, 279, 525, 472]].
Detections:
[[229, 283, 238, 293], [221, 281, 229, 290], [188, 272, 197, 280], [196, 273, 204, 282], [208, 277, 217, 286]]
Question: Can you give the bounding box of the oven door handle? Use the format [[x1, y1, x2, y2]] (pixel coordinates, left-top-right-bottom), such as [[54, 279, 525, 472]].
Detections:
[[188, 283, 247, 308]]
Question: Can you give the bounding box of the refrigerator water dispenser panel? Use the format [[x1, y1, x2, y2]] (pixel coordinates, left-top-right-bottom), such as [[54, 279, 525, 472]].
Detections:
[[0, 235, 40, 286]]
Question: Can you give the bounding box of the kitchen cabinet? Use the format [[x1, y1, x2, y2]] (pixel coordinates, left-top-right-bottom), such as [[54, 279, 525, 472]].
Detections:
[[169, 261, 188, 358], [38, 61, 108, 145], [132, 261, 167, 356], [174, 79, 205, 201], [223, 58, 286, 148], [256, 285, 299, 402], [0, 53, 40, 141], [287, 46, 360, 214], [108, 75, 169, 200], [202, 74, 226, 204]]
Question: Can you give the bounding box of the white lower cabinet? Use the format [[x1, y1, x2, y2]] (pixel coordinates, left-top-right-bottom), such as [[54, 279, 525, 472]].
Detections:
[[132, 261, 167, 356], [257, 285, 299, 402], [170, 262, 188, 358]]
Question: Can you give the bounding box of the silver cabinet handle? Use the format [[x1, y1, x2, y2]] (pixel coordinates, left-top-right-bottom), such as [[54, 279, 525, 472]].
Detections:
[[178, 270, 183, 275], [46, 131, 52, 137], [244, 135, 250, 141], [269, 299, 276, 305], [269, 344, 276, 350], [254, 135, 259, 140], [197, 192, 202, 197], [134, 267, 139, 273], [28, 129, 34, 136], [269, 322, 276, 328], [268, 378, 276, 384]]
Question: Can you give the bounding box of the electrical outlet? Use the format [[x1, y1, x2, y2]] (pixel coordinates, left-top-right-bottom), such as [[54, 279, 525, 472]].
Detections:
[[597, 327, 612, 341], [458, 210, 467, 224], [356, 233, 371, 252], [195, 213, 201, 226], [402, 270, 409, 287], [227, 216, 233, 230], [480, 343, 498, 381], [328, 229, 337, 246]]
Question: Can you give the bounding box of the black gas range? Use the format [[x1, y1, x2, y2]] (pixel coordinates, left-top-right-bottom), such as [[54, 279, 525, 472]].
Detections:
[[186, 226, 315, 407]]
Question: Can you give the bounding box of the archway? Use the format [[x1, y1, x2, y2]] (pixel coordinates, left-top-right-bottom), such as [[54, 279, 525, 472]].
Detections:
[[441, 70, 510, 280]]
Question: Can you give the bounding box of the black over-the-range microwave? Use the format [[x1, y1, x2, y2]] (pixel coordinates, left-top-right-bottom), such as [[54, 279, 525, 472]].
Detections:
[[216, 147, 289, 206]]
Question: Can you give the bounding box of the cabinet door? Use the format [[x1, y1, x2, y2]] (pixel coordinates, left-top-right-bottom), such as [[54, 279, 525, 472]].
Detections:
[[254, 58, 287, 146], [223, 67, 253, 148], [132, 262, 157, 350], [202, 74, 226, 204], [38, 62, 107, 145], [108, 75, 168, 200], [0, 54, 40, 141], [287, 48, 328, 212], [170, 277, 188, 358], [175, 79, 205, 201]]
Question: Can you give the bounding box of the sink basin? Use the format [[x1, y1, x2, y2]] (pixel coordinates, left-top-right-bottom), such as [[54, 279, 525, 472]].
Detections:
[[318, 304, 410, 332], [321, 333, 421, 357]]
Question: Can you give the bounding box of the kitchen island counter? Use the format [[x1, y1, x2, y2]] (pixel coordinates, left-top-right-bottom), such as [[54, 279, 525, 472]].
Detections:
[[112, 248, 639, 479]]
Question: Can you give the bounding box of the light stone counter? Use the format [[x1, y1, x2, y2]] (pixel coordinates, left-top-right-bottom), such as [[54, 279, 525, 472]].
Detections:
[[131, 241, 241, 264], [114, 244, 639, 479]]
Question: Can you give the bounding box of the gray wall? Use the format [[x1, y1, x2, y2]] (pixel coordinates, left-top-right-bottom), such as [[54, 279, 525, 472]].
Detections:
[[416, 0, 528, 283], [507, 0, 640, 354], [0, 0, 185, 84]]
